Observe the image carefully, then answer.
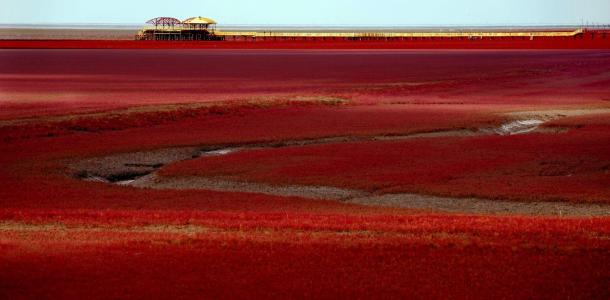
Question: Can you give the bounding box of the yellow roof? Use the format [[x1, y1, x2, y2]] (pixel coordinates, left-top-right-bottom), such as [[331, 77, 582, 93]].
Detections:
[[183, 17, 217, 25]]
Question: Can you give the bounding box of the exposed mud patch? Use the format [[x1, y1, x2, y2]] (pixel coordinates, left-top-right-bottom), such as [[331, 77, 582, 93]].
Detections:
[[118, 174, 610, 217], [72, 147, 201, 182], [346, 194, 610, 217], [495, 119, 545, 135], [504, 108, 610, 121], [130, 174, 365, 200], [201, 148, 239, 157]]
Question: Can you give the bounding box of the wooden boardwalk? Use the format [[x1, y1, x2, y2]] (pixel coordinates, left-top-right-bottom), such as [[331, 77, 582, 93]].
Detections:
[[214, 29, 584, 39]]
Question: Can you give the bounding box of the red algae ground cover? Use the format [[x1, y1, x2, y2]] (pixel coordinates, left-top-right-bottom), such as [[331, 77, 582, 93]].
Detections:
[[2, 226, 608, 299], [1, 49, 610, 299], [1, 214, 609, 299], [2, 49, 610, 120], [1, 208, 609, 299], [0, 104, 501, 142]]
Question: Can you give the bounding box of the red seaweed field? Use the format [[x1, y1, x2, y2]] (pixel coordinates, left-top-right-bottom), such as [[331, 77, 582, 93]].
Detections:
[[1, 48, 610, 299]]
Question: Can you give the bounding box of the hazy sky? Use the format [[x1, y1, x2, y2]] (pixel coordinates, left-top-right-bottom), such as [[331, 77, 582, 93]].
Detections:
[[2, 0, 609, 25]]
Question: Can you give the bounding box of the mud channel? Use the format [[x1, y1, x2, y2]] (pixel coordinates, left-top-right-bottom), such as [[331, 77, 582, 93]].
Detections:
[[70, 113, 610, 217]]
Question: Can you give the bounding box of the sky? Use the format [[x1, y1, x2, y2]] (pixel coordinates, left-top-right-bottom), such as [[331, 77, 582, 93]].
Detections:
[[2, 0, 610, 26]]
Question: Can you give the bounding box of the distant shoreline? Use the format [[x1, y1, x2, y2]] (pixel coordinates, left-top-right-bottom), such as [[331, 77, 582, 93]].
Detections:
[[2, 25, 602, 41]]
